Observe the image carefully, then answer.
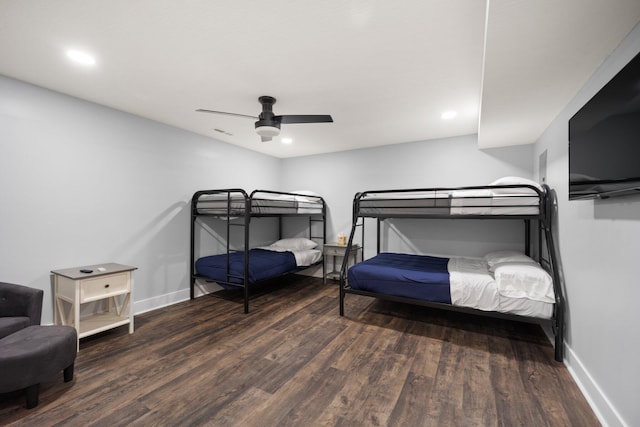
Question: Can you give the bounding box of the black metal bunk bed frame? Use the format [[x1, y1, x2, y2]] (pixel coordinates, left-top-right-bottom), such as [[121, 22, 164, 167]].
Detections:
[[338, 183, 565, 362], [190, 189, 326, 313]]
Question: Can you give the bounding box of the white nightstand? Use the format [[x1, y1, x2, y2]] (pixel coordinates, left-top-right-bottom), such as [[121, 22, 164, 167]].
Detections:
[[52, 263, 137, 349], [323, 243, 362, 284]]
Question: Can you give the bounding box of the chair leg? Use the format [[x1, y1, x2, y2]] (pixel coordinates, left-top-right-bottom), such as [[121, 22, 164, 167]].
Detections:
[[63, 363, 75, 382], [25, 384, 39, 409]]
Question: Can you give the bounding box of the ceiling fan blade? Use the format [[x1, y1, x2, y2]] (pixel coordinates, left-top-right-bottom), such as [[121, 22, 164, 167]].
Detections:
[[196, 109, 257, 120], [261, 135, 273, 142], [277, 115, 333, 124]]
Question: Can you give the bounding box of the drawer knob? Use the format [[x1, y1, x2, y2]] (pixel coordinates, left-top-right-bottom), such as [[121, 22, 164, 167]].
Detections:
[[104, 284, 110, 288]]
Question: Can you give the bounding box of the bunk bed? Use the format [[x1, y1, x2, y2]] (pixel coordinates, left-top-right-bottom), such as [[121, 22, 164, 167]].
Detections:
[[191, 189, 326, 313], [339, 179, 565, 361]]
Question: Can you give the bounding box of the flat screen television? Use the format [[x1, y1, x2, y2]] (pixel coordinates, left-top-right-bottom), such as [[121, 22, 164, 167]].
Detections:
[[568, 50, 640, 200]]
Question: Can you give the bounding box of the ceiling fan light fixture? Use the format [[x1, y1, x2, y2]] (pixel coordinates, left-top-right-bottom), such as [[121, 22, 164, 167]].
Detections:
[[255, 125, 280, 138]]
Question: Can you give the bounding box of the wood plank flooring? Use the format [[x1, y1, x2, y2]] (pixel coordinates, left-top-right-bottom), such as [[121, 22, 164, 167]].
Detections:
[[0, 276, 599, 426]]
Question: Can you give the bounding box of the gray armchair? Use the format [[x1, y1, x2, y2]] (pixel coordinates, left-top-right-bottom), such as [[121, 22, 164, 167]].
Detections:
[[1, 281, 76, 409], [0, 282, 43, 338]]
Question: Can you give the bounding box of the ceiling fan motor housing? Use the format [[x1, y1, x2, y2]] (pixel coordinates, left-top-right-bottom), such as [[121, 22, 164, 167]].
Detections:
[[255, 96, 280, 137]]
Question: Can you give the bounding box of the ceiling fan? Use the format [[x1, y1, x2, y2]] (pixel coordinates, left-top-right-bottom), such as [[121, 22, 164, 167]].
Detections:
[[196, 96, 333, 142]]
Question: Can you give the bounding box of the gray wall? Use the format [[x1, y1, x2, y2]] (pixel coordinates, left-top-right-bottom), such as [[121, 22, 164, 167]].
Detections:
[[0, 76, 281, 321], [534, 23, 640, 427]]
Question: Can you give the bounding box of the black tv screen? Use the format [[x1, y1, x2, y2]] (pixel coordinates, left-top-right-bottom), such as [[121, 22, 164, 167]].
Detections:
[[568, 50, 640, 200]]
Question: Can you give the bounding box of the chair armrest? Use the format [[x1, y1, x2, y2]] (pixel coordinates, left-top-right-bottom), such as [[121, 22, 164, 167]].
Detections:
[[0, 282, 44, 326]]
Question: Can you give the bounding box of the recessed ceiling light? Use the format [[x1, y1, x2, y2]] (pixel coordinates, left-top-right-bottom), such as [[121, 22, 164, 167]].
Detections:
[[66, 49, 96, 66], [281, 138, 293, 144], [441, 111, 457, 120]]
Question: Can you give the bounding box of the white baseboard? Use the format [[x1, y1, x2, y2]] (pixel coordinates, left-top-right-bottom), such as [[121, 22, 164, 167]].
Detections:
[[564, 343, 628, 427], [133, 288, 190, 315]]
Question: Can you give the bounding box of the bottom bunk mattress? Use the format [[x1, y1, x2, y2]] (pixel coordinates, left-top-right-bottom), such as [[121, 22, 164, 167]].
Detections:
[[347, 252, 554, 319], [195, 248, 321, 289], [196, 249, 298, 287]]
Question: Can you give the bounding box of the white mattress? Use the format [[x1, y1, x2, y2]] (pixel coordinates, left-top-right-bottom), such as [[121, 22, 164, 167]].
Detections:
[[196, 194, 247, 215], [450, 189, 493, 215], [274, 193, 324, 214], [357, 187, 540, 216], [297, 201, 323, 214], [196, 192, 323, 215], [358, 191, 451, 215], [489, 195, 540, 215], [450, 190, 540, 215], [448, 256, 553, 319]]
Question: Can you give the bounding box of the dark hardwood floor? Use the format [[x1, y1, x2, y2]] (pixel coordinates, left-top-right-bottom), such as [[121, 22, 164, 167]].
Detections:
[[0, 276, 599, 426]]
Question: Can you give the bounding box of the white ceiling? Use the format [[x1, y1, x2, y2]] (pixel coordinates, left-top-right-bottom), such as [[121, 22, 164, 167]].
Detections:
[[1, 0, 639, 158]]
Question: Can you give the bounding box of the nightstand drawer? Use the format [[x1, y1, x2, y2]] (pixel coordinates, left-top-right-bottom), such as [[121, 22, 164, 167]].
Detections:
[[81, 273, 130, 302], [325, 247, 347, 256]]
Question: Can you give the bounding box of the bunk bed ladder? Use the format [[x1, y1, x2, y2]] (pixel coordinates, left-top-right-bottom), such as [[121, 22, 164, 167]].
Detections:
[[239, 195, 251, 313], [310, 214, 326, 279], [226, 223, 248, 286], [189, 194, 197, 300], [339, 216, 364, 316], [339, 193, 366, 315], [541, 185, 564, 361]]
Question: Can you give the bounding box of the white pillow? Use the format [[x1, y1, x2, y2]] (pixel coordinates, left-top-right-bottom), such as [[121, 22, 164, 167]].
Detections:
[[271, 238, 318, 250], [494, 263, 555, 303], [490, 176, 542, 194], [484, 250, 537, 273]]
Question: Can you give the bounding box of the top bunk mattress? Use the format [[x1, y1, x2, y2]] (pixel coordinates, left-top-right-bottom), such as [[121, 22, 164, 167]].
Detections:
[[358, 191, 451, 216], [194, 190, 324, 215], [356, 178, 544, 217]]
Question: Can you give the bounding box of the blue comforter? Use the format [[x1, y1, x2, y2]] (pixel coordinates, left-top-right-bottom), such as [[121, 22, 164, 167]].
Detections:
[[347, 252, 452, 304], [195, 249, 297, 288]]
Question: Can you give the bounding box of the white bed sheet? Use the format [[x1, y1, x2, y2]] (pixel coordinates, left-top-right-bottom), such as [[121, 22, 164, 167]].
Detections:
[[292, 249, 322, 266], [448, 257, 499, 311], [447, 256, 553, 319], [497, 295, 553, 319]]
